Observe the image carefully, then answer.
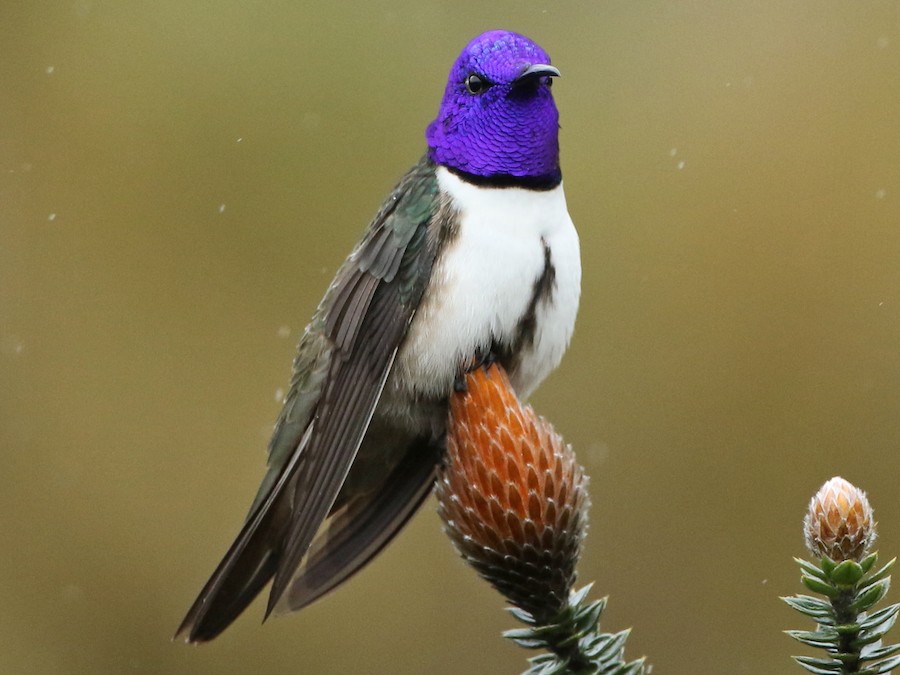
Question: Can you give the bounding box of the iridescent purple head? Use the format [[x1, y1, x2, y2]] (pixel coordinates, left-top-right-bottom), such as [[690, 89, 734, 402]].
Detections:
[[426, 30, 561, 185]]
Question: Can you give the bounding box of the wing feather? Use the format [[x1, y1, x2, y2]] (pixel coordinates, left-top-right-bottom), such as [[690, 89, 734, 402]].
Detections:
[[330, 272, 379, 355], [176, 155, 442, 642], [279, 433, 443, 612], [266, 329, 401, 614]]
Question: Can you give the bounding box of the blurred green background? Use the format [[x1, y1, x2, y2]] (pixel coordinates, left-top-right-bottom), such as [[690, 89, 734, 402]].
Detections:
[[3, 2, 900, 673]]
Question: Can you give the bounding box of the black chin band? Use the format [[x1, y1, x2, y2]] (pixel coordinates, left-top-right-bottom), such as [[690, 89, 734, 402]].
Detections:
[[446, 166, 562, 191]]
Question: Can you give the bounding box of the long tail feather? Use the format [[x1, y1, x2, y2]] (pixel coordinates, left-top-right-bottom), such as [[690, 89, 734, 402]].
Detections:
[[174, 427, 312, 642]]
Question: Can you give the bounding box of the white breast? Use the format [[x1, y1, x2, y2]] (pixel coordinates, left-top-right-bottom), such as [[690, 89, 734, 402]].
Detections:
[[388, 167, 581, 415]]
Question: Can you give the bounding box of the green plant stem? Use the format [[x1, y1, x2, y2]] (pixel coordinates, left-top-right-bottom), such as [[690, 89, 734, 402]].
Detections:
[[506, 587, 645, 674], [831, 588, 861, 673], [546, 635, 593, 673]]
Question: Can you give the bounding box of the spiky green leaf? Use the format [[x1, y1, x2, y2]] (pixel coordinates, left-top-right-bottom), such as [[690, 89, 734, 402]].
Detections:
[[508, 606, 537, 625], [858, 643, 900, 661], [796, 558, 829, 580], [869, 654, 900, 673], [860, 559, 897, 589], [585, 630, 627, 661], [831, 560, 866, 586], [619, 660, 647, 675], [859, 603, 900, 633], [569, 583, 594, 607], [507, 635, 551, 649], [855, 624, 895, 647], [572, 601, 605, 635], [783, 594, 838, 620], [821, 556, 838, 576], [785, 628, 840, 649], [852, 579, 890, 613], [860, 552, 880, 574], [792, 654, 843, 673], [803, 575, 840, 597]]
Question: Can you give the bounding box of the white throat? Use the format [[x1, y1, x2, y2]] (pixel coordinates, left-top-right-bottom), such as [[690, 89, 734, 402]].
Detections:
[[385, 166, 581, 427]]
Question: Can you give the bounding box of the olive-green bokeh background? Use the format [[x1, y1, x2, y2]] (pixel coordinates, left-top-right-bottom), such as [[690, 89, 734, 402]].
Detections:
[[3, 2, 900, 673]]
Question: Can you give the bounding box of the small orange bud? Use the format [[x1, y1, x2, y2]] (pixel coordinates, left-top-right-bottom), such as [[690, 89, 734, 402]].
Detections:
[[436, 363, 589, 620], [804, 477, 876, 562]]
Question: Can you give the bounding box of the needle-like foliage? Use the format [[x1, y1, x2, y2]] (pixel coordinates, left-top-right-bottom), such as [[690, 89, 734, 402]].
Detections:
[[784, 477, 899, 674]]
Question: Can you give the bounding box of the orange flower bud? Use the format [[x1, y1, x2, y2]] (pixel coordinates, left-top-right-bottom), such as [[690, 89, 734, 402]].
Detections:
[[804, 477, 876, 562], [436, 364, 589, 620]]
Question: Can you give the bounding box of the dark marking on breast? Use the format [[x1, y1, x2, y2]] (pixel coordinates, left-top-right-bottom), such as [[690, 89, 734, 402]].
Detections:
[[497, 237, 556, 376]]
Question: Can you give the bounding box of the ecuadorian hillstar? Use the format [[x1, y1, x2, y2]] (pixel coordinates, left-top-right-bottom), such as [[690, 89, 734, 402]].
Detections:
[[177, 29, 582, 642]]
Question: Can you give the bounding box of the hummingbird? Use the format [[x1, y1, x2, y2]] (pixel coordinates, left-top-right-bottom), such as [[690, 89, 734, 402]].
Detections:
[[176, 29, 581, 642]]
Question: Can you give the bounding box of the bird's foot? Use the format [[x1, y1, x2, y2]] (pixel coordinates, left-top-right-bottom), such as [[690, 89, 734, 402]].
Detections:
[[454, 349, 498, 392]]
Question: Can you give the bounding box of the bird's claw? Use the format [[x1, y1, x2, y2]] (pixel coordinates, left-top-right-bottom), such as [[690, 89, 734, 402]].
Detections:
[[454, 348, 498, 392]]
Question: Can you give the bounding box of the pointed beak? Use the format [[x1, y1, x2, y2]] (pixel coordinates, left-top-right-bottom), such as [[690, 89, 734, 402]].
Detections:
[[513, 63, 561, 85]]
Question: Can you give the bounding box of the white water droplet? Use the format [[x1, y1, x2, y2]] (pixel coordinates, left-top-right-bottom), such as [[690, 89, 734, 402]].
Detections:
[[585, 441, 610, 465], [218, 204, 226, 213], [669, 148, 677, 157], [48, 213, 57, 221], [274, 388, 285, 403], [2, 336, 24, 357], [677, 160, 686, 170], [46, 65, 55, 75], [74, 0, 93, 17]]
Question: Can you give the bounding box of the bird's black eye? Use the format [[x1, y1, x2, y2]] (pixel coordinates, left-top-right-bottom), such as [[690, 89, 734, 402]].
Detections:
[[465, 73, 487, 95]]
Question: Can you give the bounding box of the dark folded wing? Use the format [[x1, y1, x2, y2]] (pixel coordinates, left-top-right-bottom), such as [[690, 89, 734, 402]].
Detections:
[[176, 155, 442, 642], [277, 424, 444, 613]]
